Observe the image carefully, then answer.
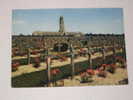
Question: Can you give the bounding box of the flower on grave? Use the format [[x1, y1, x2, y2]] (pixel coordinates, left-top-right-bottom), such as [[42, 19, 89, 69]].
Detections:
[[110, 64, 116, 68], [12, 62, 20, 68], [115, 56, 125, 63], [12, 62, 20, 71], [50, 68, 61, 86], [115, 56, 123, 60], [31, 50, 38, 55], [101, 64, 108, 67], [34, 57, 40, 63], [80, 72, 93, 83], [33, 57, 40, 68], [19, 52, 26, 56], [51, 69, 60, 75], [86, 69, 95, 75], [95, 69, 100, 75], [99, 64, 108, 71]]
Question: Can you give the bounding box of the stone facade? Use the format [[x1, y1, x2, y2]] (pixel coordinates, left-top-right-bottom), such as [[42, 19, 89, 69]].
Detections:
[[32, 16, 83, 37]]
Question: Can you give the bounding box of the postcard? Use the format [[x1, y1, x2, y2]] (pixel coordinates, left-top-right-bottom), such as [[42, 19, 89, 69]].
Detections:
[[12, 8, 128, 87]]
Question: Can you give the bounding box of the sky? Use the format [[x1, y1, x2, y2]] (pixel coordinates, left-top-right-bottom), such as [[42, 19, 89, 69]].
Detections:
[[12, 8, 124, 35]]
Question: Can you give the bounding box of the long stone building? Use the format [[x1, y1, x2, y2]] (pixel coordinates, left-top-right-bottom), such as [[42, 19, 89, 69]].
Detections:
[[32, 16, 83, 37]]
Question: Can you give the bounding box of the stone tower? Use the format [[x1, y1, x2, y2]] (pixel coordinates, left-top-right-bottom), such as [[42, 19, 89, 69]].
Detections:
[[59, 16, 65, 33]]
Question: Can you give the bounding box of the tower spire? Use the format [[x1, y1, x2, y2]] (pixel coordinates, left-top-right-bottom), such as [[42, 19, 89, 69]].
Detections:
[[59, 16, 65, 33]]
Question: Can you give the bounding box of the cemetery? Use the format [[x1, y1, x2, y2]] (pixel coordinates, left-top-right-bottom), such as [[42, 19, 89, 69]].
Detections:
[[12, 33, 128, 87], [12, 16, 128, 87]]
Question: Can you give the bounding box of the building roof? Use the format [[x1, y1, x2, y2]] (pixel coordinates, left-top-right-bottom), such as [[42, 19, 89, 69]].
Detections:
[[32, 31, 83, 36]]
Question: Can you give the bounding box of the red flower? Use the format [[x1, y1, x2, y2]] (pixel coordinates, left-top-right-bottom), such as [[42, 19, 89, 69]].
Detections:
[[12, 62, 20, 68], [95, 69, 100, 74], [34, 57, 40, 63], [99, 64, 108, 71], [110, 64, 116, 68], [16, 62, 20, 66], [32, 51, 37, 55], [101, 64, 108, 67], [51, 69, 60, 75], [115, 56, 122, 60], [33, 57, 40, 68], [86, 69, 95, 75], [56, 69, 60, 73], [115, 56, 125, 62]]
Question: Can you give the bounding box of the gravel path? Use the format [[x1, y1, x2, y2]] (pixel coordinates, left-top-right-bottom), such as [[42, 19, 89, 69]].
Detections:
[[56, 68, 128, 86]]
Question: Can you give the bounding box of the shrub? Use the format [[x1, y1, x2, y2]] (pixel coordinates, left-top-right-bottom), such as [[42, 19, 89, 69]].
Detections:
[[33, 57, 40, 68], [12, 62, 20, 72], [86, 69, 95, 75], [80, 72, 93, 83], [51, 68, 61, 86]]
